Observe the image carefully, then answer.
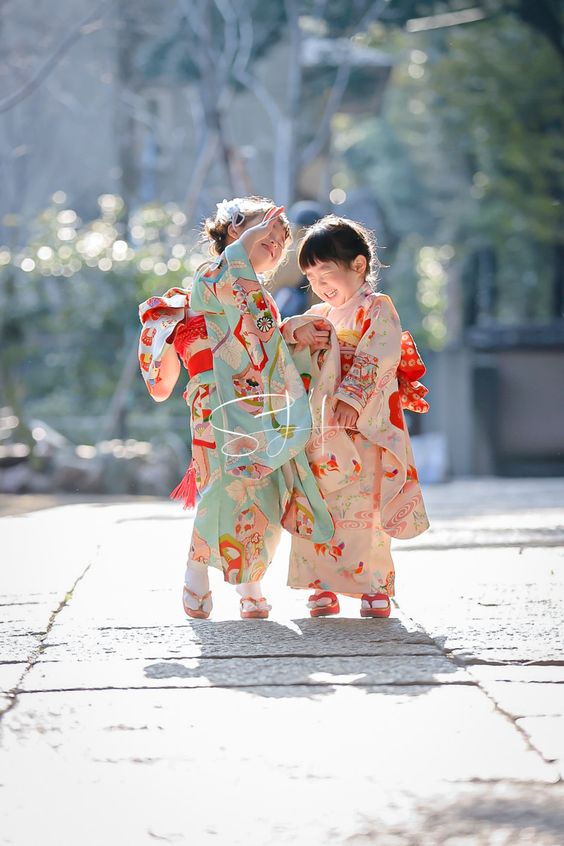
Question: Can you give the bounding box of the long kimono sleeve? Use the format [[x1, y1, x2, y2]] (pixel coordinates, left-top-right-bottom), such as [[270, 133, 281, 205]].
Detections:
[[196, 241, 279, 372], [334, 294, 402, 415], [138, 288, 190, 396]]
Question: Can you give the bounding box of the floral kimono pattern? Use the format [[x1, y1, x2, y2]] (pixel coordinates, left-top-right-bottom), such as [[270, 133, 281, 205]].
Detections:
[[138, 242, 334, 584], [281, 283, 429, 597]]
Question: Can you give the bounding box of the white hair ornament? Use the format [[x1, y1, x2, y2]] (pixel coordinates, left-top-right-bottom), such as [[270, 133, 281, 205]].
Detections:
[[215, 197, 252, 228]]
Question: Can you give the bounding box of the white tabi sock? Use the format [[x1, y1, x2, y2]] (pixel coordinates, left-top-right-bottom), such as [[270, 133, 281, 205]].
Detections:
[[235, 580, 270, 611], [183, 560, 211, 612]]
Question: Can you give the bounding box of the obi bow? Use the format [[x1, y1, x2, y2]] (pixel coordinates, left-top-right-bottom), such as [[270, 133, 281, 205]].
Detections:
[[398, 331, 429, 413]]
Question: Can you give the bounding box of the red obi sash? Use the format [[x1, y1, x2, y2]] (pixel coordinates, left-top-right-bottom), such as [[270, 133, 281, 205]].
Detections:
[[187, 348, 213, 377], [172, 314, 213, 377]]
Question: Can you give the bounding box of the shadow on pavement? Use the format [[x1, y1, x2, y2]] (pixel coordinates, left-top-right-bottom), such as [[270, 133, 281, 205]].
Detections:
[[141, 616, 462, 699]]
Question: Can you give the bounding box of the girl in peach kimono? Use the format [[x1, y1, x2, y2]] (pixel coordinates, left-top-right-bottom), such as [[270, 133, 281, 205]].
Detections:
[[281, 215, 429, 618]]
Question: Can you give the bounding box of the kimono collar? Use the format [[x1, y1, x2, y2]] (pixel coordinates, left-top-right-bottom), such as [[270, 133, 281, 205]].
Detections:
[[327, 280, 372, 311]]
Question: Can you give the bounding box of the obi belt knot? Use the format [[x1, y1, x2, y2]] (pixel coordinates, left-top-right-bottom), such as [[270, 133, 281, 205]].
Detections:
[[398, 331, 429, 414]]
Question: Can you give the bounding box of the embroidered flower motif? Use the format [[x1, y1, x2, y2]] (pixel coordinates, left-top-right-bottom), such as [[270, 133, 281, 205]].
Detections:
[[245, 535, 263, 563], [311, 454, 339, 478], [254, 293, 268, 310], [313, 540, 344, 560], [257, 313, 274, 333]]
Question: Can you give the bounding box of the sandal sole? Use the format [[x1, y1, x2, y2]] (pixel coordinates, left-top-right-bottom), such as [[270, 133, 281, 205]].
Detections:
[[310, 603, 340, 617], [360, 608, 391, 618], [183, 602, 211, 620]]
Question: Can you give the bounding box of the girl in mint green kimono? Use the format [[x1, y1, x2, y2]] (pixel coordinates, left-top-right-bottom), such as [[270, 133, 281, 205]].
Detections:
[[138, 197, 333, 620]]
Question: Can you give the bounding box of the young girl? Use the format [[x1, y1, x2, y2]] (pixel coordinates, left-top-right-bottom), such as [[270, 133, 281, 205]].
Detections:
[[138, 196, 334, 620], [281, 215, 429, 618]]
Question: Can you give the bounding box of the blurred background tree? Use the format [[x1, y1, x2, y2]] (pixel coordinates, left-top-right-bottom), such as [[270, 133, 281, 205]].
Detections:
[[332, 0, 564, 346], [0, 0, 562, 481]]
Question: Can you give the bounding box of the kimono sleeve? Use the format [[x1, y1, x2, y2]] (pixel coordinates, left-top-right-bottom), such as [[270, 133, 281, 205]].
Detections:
[[199, 241, 278, 371], [138, 289, 189, 396], [334, 294, 402, 414], [280, 304, 329, 344]]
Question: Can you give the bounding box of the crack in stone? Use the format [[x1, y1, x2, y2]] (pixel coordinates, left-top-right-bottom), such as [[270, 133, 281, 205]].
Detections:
[[0, 556, 96, 722], [0, 601, 43, 607], [35, 648, 442, 662], [422, 637, 563, 770], [18, 679, 479, 693]]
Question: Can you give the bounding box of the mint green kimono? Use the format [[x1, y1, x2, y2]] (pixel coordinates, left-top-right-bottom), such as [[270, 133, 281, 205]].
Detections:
[[139, 242, 334, 583]]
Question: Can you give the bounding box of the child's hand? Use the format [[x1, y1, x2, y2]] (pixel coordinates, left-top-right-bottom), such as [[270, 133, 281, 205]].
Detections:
[[238, 206, 285, 256], [294, 321, 330, 351], [330, 399, 359, 429]]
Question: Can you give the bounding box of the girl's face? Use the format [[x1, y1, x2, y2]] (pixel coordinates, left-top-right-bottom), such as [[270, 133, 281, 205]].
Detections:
[[250, 217, 288, 273], [231, 215, 289, 274], [304, 257, 367, 307]]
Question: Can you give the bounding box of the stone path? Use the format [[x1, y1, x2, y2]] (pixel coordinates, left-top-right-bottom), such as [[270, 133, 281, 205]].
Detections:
[[1, 479, 563, 844]]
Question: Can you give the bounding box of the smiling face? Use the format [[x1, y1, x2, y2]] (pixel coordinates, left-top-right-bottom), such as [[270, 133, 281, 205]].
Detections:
[[304, 257, 367, 307], [297, 215, 376, 306]]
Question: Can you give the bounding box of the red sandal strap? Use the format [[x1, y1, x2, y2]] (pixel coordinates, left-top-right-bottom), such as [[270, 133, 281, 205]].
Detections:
[[308, 591, 338, 603]]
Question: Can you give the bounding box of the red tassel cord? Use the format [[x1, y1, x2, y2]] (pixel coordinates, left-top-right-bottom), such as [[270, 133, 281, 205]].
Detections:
[[170, 460, 198, 510]]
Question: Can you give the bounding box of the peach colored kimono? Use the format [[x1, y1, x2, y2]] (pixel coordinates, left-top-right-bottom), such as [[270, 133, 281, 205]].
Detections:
[[281, 283, 429, 597]]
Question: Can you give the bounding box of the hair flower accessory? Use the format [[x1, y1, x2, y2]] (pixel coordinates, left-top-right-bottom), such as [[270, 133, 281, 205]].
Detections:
[[216, 198, 246, 227]]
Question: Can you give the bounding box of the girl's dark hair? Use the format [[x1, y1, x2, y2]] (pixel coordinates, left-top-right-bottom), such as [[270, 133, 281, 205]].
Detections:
[[297, 214, 384, 286]]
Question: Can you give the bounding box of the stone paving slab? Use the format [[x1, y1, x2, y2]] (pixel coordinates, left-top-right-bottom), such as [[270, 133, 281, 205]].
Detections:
[[394, 547, 564, 664], [0, 605, 53, 670], [475, 681, 564, 718], [0, 631, 43, 664], [0, 598, 55, 627], [469, 665, 564, 683], [3, 686, 559, 780], [2, 507, 102, 597], [1, 508, 102, 671], [401, 520, 564, 551], [41, 617, 435, 661], [2, 776, 564, 846], [0, 663, 25, 694], [401, 478, 564, 550], [0, 493, 163, 518], [0, 687, 560, 846], [517, 717, 564, 780], [21, 653, 468, 691], [3, 490, 564, 845]]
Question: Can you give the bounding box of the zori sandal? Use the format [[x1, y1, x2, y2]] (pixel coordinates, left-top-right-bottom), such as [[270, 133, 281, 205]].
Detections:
[[360, 593, 391, 618], [307, 591, 340, 618], [240, 597, 271, 620], [183, 585, 212, 620]]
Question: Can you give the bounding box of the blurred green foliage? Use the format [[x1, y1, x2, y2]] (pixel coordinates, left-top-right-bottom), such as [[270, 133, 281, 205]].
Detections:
[[0, 193, 208, 434], [334, 8, 563, 346]]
